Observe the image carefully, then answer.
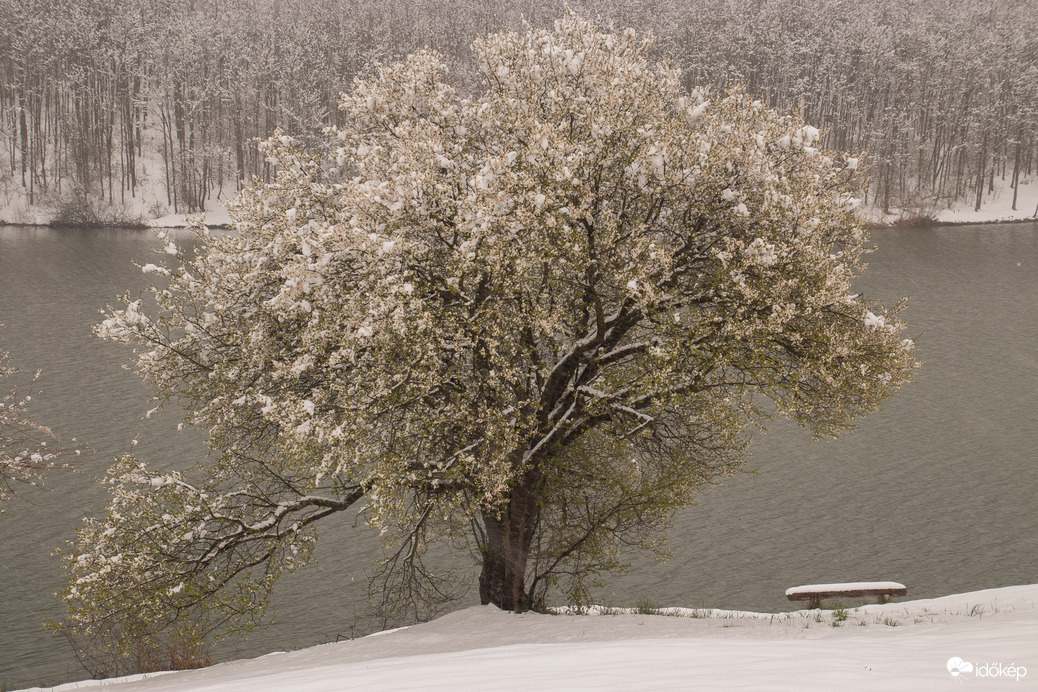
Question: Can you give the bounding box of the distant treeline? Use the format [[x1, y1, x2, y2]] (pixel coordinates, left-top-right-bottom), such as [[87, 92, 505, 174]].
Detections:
[[2, 0, 1036, 215]]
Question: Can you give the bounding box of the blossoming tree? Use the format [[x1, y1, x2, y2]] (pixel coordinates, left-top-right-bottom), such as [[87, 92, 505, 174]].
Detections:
[[1, 343, 74, 505], [59, 14, 916, 665]]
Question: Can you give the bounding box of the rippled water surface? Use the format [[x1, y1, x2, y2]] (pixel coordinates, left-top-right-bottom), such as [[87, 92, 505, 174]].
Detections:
[[1, 222, 1036, 687]]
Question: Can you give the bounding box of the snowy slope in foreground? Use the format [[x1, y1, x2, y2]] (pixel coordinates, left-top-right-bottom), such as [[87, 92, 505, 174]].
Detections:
[[31, 585, 1038, 691]]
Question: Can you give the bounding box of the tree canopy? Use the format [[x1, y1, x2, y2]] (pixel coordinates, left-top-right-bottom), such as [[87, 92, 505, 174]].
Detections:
[[59, 14, 917, 669]]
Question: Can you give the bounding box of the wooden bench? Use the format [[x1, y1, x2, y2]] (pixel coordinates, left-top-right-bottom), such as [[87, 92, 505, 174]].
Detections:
[[786, 581, 907, 609]]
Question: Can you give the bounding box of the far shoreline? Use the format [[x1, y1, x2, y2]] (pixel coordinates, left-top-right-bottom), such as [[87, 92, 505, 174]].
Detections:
[[2, 213, 1035, 233]]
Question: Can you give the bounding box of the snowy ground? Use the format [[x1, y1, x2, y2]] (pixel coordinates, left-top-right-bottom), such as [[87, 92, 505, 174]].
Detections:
[[862, 177, 1038, 226], [27, 584, 1038, 691], [3, 172, 1036, 231], [934, 179, 1038, 224], [144, 176, 1038, 229], [145, 200, 232, 229]]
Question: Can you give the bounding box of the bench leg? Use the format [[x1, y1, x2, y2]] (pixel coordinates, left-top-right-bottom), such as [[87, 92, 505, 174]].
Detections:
[[879, 594, 892, 604], [809, 595, 821, 609]]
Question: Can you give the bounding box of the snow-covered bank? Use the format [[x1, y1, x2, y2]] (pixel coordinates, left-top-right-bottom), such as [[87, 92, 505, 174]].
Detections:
[[145, 201, 232, 229], [5, 179, 1036, 232], [136, 187, 1038, 230], [28, 584, 1038, 691], [864, 177, 1038, 227], [0, 184, 234, 230]]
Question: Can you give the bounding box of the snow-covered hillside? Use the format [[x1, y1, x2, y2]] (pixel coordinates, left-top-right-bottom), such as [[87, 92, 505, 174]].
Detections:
[[28, 584, 1038, 691]]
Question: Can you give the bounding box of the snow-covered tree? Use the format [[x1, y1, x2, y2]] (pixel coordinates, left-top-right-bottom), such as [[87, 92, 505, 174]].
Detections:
[[0, 341, 75, 505], [59, 14, 916, 662]]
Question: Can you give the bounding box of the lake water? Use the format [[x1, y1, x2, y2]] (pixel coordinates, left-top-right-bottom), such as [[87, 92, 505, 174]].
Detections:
[[1, 222, 1036, 688]]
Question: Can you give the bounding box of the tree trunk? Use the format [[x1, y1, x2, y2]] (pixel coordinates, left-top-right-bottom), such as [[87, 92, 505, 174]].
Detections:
[[975, 134, 987, 212], [478, 470, 541, 611], [1011, 141, 1020, 211]]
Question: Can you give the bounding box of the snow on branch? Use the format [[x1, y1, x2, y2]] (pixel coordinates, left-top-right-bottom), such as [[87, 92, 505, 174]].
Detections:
[[0, 342, 79, 504]]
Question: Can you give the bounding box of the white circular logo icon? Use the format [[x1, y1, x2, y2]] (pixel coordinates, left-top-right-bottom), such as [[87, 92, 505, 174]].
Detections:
[[947, 657, 974, 677]]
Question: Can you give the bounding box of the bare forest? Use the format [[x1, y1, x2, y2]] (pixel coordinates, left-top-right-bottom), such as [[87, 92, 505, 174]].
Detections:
[[1, 0, 1036, 221]]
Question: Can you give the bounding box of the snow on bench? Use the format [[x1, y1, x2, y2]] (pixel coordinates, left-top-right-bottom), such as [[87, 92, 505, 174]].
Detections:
[[785, 581, 907, 609]]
